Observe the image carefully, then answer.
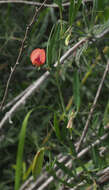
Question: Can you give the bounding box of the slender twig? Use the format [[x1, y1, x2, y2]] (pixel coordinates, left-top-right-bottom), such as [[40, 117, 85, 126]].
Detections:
[[77, 132, 108, 158], [0, 0, 69, 7], [76, 60, 109, 152], [2, 88, 29, 111], [0, 71, 50, 129], [0, 0, 92, 7], [0, 0, 48, 111], [96, 28, 109, 39], [2, 81, 36, 111]]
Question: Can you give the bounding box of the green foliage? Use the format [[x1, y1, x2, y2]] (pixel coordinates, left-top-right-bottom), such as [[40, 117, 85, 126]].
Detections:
[[46, 22, 62, 66], [54, 112, 62, 141], [14, 110, 33, 190], [54, 0, 62, 9], [73, 70, 81, 111], [32, 147, 45, 180], [103, 101, 109, 126], [0, 1, 109, 190], [69, 0, 82, 25]]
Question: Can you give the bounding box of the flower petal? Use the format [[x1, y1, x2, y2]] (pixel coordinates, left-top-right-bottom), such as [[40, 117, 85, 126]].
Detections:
[[30, 48, 46, 67]]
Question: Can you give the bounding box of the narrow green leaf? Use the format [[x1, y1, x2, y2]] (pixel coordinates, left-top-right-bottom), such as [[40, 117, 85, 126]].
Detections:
[[103, 101, 109, 126], [50, 169, 75, 188], [54, 112, 61, 141], [56, 160, 75, 178], [54, 0, 62, 9], [76, 0, 82, 12], [96, 0, 105, 11], [69, 0, 75, 25], [23, 163, 32, 181], [14, 110, 33, 190], [75, 41, 88, 66], [32, 147, 45, 180], [69, 0, 82, 25], [65, 33, 71, 46], [92, 147, 102, 169], [46, 23, 61, 66], [46, 24, 55, 66], [73, 71, 80, 111], [93, 180, 97, 190], [91, 0, 98, 26]]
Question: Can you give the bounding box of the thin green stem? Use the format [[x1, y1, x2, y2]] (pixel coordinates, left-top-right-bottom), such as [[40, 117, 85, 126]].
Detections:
[[56, 51, 65, 113]]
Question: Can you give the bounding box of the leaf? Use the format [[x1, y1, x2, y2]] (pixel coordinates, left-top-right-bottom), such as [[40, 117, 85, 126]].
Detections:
[[14, 110, 33, 190], [93, 180, 97, 190], [69, 0, 82, 25], [91, 147, 103, 169], [81, 63, 96, 85], [65, 33, 71, 46], [96, 0, 105, 11], [46, 23, 61, 66], [22, 163, 32, 181], [50, 169, 75, 188], [73, 71, 81, 111], [103, 101, 109, 126], [56, 160, 75, 178], [104, 6, 109, 21], [32, 147, 45, 180], [66, 111, 75, 129], [69, 0, 75, 25], [75, 41, 88, 66], [54, 0, 62, 9], [54, 112, 61, 141]]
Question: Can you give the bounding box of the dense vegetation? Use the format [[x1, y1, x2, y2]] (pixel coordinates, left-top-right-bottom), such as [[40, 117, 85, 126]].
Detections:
[[0, 0, 109, 189]]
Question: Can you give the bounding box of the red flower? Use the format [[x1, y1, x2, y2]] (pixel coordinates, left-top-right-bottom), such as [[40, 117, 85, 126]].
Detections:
[[30, 48, 46, 67]]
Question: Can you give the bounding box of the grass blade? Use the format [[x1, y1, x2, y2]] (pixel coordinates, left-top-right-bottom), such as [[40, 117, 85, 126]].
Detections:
[[69, 0, 82, 25], [14, 110, 33, 190], [73, 71, 81, 111], [54, 112, 61, 141]]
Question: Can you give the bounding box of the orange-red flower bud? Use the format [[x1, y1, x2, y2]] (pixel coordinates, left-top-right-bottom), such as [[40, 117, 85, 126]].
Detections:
[[30, 48, 46, 67]]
